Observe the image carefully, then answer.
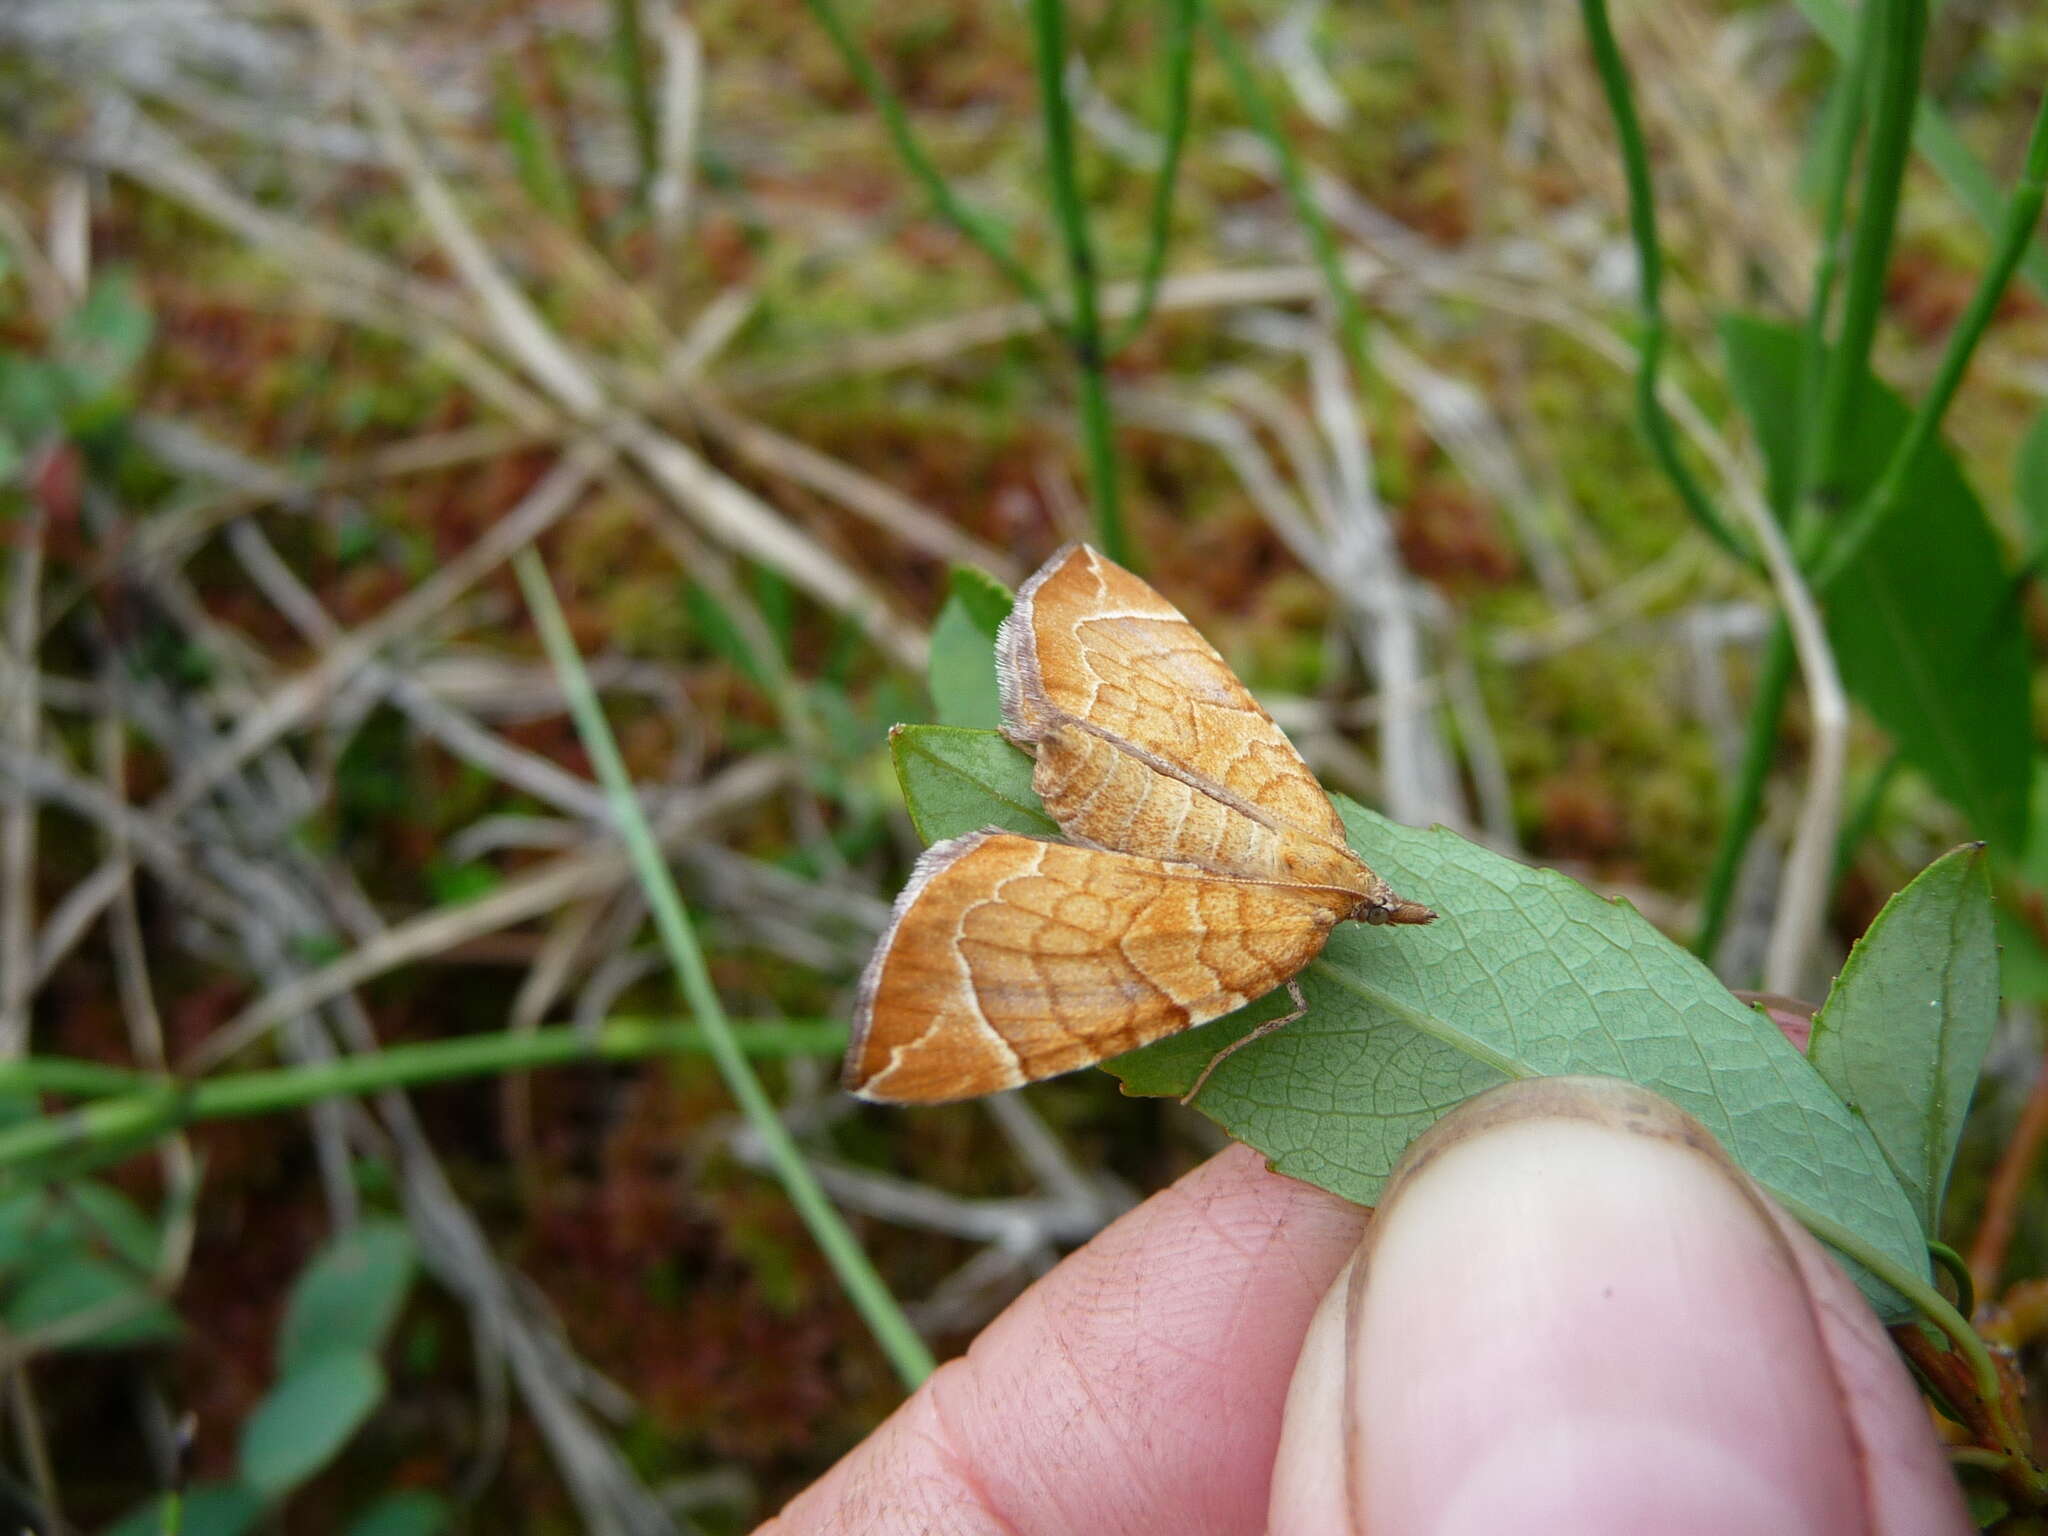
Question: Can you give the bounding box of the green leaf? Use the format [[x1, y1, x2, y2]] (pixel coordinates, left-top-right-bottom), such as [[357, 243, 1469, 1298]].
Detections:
[[683, 580, 776, 692], [906, 727, 1927, 1318], [947, 564, 1016, 634], [927, 596, 1005, 729], [103, 1483, 263, 1536], [889, 724, 1055, 842], [0, 355, 68, 443], [343, 1491, 448, 1536], [2018, 410, 2048, 558], [58, 269, 153, 398], [1719, 315, 2031, 851], [0, 1179, 158, 1276], [237, 1351, 386, 1498], [278, 1219, 415, 1374], [67, 1180, 165, 1269], [6, 1254, 177, 1346], [1808, 845, 1997, 1239]]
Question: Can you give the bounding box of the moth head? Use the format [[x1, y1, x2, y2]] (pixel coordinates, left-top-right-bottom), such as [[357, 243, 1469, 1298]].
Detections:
[[1356, 894, 1439, 926]]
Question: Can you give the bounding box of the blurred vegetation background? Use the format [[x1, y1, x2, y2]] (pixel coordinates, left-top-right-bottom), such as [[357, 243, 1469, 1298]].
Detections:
[[1, 0, 2046, 1530]]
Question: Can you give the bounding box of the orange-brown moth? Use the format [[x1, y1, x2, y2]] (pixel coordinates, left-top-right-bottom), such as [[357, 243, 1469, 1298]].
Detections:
[[844, 544, 1436, 1104]]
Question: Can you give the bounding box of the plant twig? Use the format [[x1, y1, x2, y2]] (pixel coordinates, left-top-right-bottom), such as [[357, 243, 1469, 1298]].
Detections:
[[0, 500, 44, 1057], [649, 2, 703, 260], [607, 0, 660, 204], [1676, 433, 1847, 995], [181, 755, 790, 1073], [1969, 1040, 2048, 1299], [1200, 1, 1377, 413]]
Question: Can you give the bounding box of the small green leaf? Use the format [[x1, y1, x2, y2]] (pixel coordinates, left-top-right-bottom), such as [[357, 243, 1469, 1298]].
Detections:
[[58, 269, 153, 397], [103, 1483, 263, 1536], [947, 564, 1016, 634], [1719, 315, 2031, 851], [278, 1219, 415, 1373], [67, 1181, 164, 1269], [425, 859, 501, 907], [889, 724, 1054, 842], [1810, 845, 1998, 1239], [0, 1179, 159, 1275], [683, 581, 776, 692], [343, 1490, 448, 1536], [907, 727, 1928, 1317], [6, 1255, 177, 1346], [0, 355, 68, 442], [927, 596, 1004, 729], [238, 1351, 386, 1498]]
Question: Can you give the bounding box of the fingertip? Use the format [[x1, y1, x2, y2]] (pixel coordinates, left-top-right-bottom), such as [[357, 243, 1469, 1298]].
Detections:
[[1271, 1078, 1970, 1536], [1267, 1253, 1360, 1536]]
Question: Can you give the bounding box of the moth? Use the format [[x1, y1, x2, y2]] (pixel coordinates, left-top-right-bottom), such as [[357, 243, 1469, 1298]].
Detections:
[[845, 544, 1435, 1104]]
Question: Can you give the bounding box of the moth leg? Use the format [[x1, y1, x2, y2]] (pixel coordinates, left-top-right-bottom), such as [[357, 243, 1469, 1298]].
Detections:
[[1181, 977, 1310, 1106]]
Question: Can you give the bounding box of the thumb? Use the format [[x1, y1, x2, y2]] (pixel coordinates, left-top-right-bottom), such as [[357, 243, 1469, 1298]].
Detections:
[[1268, 1076, 1969, 1536]]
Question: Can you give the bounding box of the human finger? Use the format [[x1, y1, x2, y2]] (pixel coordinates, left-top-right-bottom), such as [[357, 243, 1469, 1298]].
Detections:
[[1269, 1076, 1969, 1536]]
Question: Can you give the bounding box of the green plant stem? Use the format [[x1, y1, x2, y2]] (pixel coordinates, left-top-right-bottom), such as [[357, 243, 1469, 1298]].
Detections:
[[0, 1020, 850, 1174], [607, 0, 659, 204], [491, 57, 582, 229], [1201, 1, 1377, 409], [802, 0, 1059, 328], [1812, 88, 2048, 592], [1029, 0, 1132, 568], [0, 1058, 148, 1100], [1805, 0, 1926, 506], [1794, 0, 2048, 299], [514, 552, 935, 1389], [1576, 0, 1747, 560], [1108, 0, 1196, 353], [1927, 1238, 1976, 1322], [1693, 625, 1795, 962], [1778, 1194, 2042, 1489], [1694, 2, 1938, 963], [1791, 15, 1872, 522]]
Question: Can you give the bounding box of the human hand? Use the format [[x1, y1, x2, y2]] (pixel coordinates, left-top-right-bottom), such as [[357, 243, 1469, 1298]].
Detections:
[[762, 1076, 1969, 1535]]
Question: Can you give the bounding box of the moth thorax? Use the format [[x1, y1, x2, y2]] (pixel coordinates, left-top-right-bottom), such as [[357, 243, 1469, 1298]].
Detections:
[[1276, 830, 1376, 895]]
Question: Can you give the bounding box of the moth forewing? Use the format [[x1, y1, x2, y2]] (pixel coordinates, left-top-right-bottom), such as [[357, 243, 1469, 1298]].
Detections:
[[993, 544, 1433, 923], [845, 831, 1355, 1104], [849, 545, 1435, 1106]]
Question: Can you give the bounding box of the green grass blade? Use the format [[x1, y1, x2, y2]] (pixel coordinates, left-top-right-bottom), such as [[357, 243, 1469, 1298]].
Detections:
[[1803, 0, 1925, 507], [1576, 0, 1747, 560], [1794, 0, 2048, 299], [801, 0, 1059, 328], [1108, 0, 1196, 353], [1030, 0, 1133, 567], [514, 551, 934, 1389]]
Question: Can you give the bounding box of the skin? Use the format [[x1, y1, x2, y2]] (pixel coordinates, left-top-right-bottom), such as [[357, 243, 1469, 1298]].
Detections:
[[762, 1075, 1971, 1536]]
